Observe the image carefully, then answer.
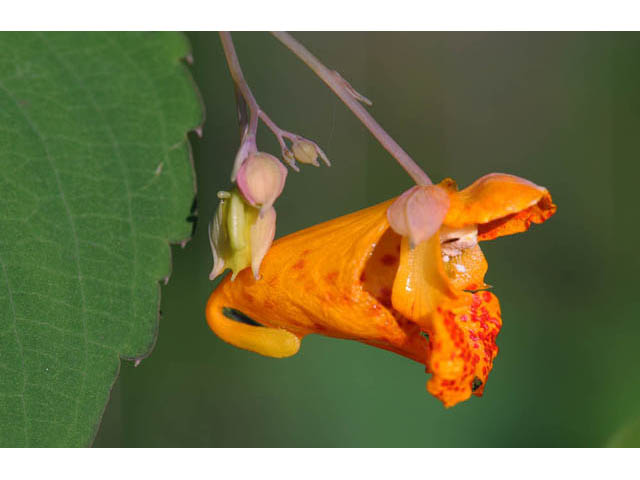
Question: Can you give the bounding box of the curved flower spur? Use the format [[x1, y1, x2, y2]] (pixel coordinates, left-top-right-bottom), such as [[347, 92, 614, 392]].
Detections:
[[208, 32, 557, 408]]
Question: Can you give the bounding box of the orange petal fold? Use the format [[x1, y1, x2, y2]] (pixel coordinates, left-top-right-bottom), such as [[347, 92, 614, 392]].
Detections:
[[444, 173, 557, 241]]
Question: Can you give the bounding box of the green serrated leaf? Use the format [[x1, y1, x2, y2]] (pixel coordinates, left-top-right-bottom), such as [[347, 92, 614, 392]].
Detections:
[[0, 32, 202, 446]]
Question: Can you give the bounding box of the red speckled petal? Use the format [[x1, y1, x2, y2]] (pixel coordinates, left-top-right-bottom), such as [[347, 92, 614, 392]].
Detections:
[[426, 291, 502, 407]]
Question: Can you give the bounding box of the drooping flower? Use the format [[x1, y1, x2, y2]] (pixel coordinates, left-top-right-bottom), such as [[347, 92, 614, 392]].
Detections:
[[206, 173, 556, 407]]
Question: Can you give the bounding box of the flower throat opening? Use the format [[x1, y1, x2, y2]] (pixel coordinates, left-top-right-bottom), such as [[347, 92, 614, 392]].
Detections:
[[360, 225, 488, 326]]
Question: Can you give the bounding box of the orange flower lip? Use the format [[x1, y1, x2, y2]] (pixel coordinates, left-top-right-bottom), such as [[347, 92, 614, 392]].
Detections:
[[206, 173, 556, 407], [443, 173, 556, 241]]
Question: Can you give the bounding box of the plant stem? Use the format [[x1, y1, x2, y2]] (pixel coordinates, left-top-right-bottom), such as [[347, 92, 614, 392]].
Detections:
[[220, 31, 332, 176], [219, 32, 258, 141], [270, 31, 432, 186], [258, 110, 330, 167]]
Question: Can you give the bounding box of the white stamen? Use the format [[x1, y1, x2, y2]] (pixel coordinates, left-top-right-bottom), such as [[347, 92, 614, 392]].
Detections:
[[440, 225, 479, 257]]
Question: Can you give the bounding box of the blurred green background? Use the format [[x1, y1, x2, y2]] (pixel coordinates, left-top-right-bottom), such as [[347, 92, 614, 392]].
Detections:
[[94, 32, 640, 447]]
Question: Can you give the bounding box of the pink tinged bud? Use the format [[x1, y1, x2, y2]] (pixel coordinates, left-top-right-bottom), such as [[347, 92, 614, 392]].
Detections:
[[387, 185, 450, 247], [250, 206, 276, 279], [236, 152, 287, 212]]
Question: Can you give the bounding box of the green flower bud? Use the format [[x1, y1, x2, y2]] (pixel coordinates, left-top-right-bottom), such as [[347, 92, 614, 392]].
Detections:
[[209, 189, 276, 281]]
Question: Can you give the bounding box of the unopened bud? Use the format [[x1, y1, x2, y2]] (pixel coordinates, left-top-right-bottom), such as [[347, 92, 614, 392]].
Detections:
[[387, 185, 450, 247], [236, 152, 287, 211], [292, 140, 319, 167]]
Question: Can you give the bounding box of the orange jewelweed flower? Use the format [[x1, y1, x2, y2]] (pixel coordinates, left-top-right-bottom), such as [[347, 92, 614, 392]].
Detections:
[[206, 173, 556, 407]]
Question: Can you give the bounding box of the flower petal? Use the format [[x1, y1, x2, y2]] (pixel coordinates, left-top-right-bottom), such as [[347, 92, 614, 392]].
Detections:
[[444, 173, 557, 240], [209, 197, 229, 280], [427, 291, 502, 407], [442, 244, 489, 291], [391, 234, 457, 329]]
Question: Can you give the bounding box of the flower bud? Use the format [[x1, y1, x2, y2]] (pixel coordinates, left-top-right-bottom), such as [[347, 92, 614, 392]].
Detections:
[[236, 152, 287, 211], [292, 140, 319, 167], [387, 185, 450, 247], [209, 189, 277, 281]]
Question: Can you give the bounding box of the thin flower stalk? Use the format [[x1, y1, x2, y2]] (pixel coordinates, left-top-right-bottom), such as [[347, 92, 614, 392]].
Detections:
[[270, 31, 432, 186], [218, 32, 328, 176]]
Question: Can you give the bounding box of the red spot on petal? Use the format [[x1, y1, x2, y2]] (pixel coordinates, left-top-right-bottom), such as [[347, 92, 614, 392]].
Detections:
[[380, 254, 398, 266], [378, 287, 392, 308]]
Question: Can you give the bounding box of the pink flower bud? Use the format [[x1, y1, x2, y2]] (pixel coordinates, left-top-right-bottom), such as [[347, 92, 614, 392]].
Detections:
[[387, 185, 450, 247], [236, 152, 287, 211]]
